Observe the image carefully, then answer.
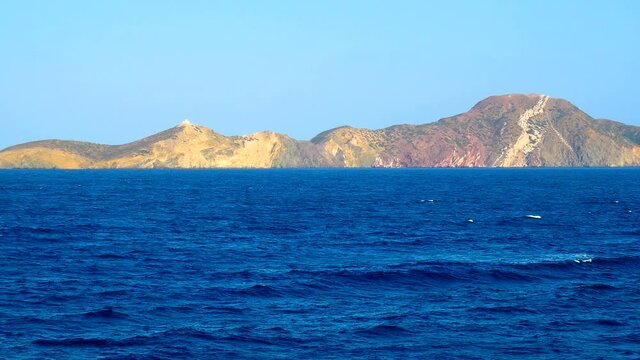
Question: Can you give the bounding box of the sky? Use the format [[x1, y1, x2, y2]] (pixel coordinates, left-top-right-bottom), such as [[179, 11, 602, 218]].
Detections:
[[1, 0, 639, 148]]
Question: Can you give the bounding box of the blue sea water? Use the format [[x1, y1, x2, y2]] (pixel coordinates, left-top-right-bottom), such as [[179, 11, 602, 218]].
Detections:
[[0, 169, 639, 359]]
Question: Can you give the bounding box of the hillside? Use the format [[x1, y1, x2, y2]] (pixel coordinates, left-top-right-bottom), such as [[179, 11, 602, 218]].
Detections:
[[2, 95, 639, 168]]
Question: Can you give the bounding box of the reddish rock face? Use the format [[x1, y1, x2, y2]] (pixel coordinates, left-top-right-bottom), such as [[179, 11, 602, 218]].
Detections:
[[2, 94, 640, 168], [315, 94, 640, 168]]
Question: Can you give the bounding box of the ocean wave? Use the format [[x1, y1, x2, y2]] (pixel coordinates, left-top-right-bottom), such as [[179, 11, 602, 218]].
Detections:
[[33, 324, 308, 353], [33, 328, 217, 348], [288, 268, 464, 284], [355, 324, 411, 337], [147, 304, 196, 313], [405, 254, 640, 270], [9, 225, 58, 234], [235, 284, 283, 297], [202, 305, 248, 314], [96, 289, 129, 297], [594, 319, 626, 326], [34, 337, 118, 347], [288, 267, 534, 285], [469, 306, 537, 314], [201, 284, 285, 299], [283, 255, 640, 286], [577, 283, 618, 291], [96, 253, 129, 259], [83, 307, 129, 319]]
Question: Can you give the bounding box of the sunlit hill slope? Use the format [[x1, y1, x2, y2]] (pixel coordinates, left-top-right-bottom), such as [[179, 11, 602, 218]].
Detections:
[[2, 95, 640, 168]]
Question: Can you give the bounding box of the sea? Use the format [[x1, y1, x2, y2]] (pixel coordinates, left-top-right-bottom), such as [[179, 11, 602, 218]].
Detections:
[[0, 169, 639, 359]]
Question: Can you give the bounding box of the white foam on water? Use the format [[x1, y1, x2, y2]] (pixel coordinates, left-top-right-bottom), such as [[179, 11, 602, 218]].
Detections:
[[525, 215, 542, 219], [574, 258, 593, 264], [572, 253, 594, 264]]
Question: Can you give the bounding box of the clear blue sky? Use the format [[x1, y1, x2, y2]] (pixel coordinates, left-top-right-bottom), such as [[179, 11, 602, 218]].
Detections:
[[1, 0, 639, 148]]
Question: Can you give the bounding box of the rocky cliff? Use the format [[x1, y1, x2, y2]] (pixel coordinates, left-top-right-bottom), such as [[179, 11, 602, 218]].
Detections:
[[2, 95, 639, 168]]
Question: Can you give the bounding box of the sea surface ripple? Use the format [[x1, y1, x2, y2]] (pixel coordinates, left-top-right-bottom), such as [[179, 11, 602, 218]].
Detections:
[[0, 169, 639, 359]]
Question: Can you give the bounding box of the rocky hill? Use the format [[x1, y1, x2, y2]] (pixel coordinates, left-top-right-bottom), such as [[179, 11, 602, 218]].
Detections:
[[2, 95, 639, 168]]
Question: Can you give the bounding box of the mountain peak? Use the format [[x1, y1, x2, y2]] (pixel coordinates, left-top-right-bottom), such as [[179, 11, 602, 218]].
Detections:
[[177, 119, 193, 127], [483, 93, 548, 103], [469, 93, 551, 113]]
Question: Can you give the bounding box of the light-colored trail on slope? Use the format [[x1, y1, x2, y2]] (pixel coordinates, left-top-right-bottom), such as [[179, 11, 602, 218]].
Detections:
[[495, 95, 549, 167], [546, 117, 574, 153]]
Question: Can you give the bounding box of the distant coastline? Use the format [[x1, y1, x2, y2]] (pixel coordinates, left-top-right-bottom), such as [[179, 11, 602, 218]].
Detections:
[[2, 94, 640, 169]]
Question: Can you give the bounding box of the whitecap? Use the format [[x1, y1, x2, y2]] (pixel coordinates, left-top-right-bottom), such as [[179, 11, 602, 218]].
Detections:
[[574, 258, 593, 264], [525, 215, 542, 219], [573, 253, 593, 264]]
